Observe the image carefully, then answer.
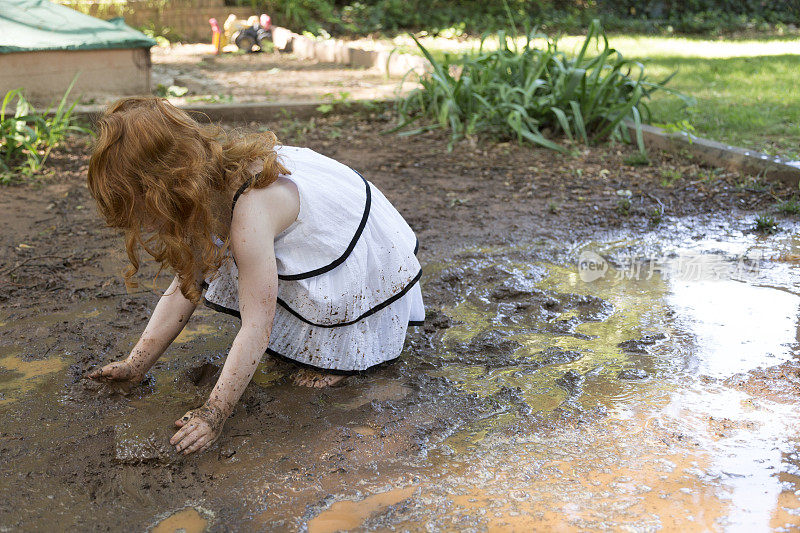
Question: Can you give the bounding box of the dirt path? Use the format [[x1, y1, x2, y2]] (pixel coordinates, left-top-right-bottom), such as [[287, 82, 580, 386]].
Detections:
[[1, 114, 799, 531], [145, 44, 413, 107]]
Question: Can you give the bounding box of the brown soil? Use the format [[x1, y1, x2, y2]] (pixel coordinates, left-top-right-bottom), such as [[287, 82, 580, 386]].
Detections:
[[146, 44, 413, 106], [0, 112, 797, 531]]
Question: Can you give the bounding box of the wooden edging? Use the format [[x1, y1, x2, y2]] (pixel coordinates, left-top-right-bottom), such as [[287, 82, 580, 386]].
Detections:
[[74, 100, 799, 187]]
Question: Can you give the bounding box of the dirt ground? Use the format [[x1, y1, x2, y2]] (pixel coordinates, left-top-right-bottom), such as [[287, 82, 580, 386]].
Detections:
[[144, 44, 412, 107], [1, 112, 799, 531]]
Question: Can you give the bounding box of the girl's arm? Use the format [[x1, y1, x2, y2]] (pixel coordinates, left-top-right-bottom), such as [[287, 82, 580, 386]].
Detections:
[[88, 275, 197, 382], [170, 178, 298, 455]]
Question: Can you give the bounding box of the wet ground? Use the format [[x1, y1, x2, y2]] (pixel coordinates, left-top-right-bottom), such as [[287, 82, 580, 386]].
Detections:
[[2, 115, 800, 531]]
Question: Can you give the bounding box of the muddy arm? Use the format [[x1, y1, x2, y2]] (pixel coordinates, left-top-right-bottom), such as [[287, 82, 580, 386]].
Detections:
[[201, 200, 279, 422], [170, 178, 298, 454], [125, 276, 198, 376]]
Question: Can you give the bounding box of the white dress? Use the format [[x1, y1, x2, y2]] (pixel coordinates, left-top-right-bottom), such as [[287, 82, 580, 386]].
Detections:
[[203, 146, 425, 371]]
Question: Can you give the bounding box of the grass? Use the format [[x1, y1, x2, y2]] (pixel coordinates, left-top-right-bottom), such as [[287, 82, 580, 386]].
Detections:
[[659, 167, 682, 187], [395, 33, 800, 159], [623, 152, 651, 166], [0, 81, 86, 183], [776, 198, 800, 215], [754, 213, 779, 234]]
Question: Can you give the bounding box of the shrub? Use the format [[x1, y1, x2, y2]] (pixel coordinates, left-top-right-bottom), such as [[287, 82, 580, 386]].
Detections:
[[393, 19, 691, 153]]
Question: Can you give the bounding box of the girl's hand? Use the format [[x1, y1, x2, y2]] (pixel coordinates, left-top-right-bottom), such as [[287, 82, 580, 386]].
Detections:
[[170, 404, 227, 455], [87, 360, 144, 383]]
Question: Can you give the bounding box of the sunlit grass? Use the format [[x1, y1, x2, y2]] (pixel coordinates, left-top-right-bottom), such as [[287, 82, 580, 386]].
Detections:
[[394, 34, 800, 159]]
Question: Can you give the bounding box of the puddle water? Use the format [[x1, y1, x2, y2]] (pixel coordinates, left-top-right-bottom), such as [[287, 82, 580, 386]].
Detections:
[[387, 225, 800, 530], [307, 486, 416, 533], [5, 217, 800, 531], [150, 507, 210, 533], [0, 349, 69, 406]]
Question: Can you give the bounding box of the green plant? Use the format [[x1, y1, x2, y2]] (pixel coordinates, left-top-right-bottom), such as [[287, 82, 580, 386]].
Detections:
[[316, 91, 351, 114], [698, 167, 723, 182], [154, 84, 188, 98], [140, 23, 178, 46], [271, 115, 317, 143], [0, 80, 87, 183], [648, 206, 663, 226], [547, 200, 560, 213], [652, 119, 696, 142], [754, 213, 779, 234], [185, 93, 234, 104], [392, 17, 690, 153], [616, 197, 632, 216], [659, 167, 682, 186], [623, 152, 651, 166], [776, 198, 800, 215]]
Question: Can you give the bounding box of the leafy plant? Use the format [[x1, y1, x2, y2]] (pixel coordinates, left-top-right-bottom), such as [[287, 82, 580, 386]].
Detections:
[[316, 91, 351, 114], [616, 197, 632, 216], [653, 119, 696, 140], [648, 206, 663, 226], [776, 198, 800, 215], [0, 79, 87, 183], [154, 84, 188, 98], [754, 213, 779, 234], [392, 17, 690, 153], [186, 94, 234, 104]]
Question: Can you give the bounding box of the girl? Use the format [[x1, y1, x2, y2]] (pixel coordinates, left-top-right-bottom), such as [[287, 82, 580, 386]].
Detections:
[[86, 97, 424, 455]]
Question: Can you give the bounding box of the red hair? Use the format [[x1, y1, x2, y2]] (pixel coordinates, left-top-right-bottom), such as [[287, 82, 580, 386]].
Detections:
[[87, 96, 288, 302]]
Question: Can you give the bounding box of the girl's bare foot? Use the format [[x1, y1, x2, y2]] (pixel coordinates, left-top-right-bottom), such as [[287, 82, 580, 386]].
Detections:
[[292, 369, 346, 388], [87, 360, 144, 384]]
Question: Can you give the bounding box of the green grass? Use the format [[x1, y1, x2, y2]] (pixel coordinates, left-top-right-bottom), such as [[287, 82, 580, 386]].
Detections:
[[397, 33, 800, 159], [754, 213, 779, 234], [776, 198, 800, 215]]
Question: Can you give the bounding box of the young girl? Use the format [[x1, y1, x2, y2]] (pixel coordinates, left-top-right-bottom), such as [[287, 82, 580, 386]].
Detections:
[[86, 97, 424, 455]]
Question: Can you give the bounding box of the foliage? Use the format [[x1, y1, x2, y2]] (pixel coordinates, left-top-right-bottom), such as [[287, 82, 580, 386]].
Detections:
[[221, 0, 800, 36], [754, 213, 779, 234], [316, 91, 351, 114], [393, 19, 689, 153], [776, 198, 800, 216], [0, 81, 87, 184], [140, 22, 181, 46], [154, 84, 189, 98]]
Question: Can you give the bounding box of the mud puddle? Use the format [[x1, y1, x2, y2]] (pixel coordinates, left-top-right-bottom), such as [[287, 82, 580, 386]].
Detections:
[[3, 217, 800, 531]]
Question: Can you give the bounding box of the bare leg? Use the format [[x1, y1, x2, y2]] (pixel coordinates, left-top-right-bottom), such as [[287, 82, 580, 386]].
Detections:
[[292, 369, 347, 388]]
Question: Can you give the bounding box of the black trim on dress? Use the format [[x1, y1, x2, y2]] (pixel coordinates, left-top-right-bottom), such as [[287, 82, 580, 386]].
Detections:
[[277, 169, 372, 281], [276, 269, 422, 328], [265, 348, 400, 375], [204, 269, 423, 328]]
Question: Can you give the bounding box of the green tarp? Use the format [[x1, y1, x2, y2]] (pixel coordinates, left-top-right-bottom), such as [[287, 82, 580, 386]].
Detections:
[[0, 0, 156, 53]]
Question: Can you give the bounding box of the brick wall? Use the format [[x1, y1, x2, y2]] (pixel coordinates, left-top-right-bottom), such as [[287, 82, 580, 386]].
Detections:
[[56, 0, 256, 42]]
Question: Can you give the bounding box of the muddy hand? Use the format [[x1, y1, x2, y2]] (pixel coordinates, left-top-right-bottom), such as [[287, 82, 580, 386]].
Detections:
[[171, 406, 224, 455], [87, 360, 143, 383]]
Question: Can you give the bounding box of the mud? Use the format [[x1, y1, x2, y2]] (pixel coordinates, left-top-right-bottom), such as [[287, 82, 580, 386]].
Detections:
[[3, 115, 800, 530]]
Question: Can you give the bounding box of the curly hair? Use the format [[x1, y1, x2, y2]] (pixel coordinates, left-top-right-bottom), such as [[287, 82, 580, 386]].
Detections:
[[87, 96, 288, 303]]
